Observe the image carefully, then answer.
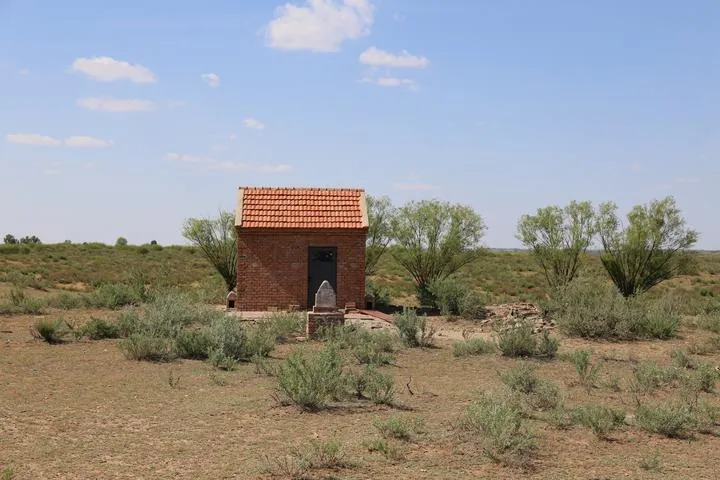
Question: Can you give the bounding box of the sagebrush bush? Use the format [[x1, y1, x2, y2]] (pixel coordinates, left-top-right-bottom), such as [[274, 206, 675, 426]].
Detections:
[[374, 416, 410, 440], [460, 392, 535, 469], [346, 365, 396, 405], [175, 327, 213, 359], [30, 318, 71, 344], [566, 349, 600, 392], [548, 279, 680, 340], [119, 333, 175, 361], [635, 403, 696, 438], [0, 288, 45, 315], [85, 282, 148, 309], [76, 317, 120, 340], [429, 277, 486, 319], [452, 337, 497, 357], [261, 312, 305, 343], [494, 323, 560, 359], [501, 362, 540, 394], [631, 362, 678, 393], [572, 405, 625, 439], [276, 344, 345, 410], [394, 309, 435, 348]]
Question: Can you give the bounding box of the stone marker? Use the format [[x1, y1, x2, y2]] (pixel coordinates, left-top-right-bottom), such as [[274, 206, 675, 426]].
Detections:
[[306, 280, 344, 337], [313, 280, 337, 312], [226, 290, 237, 310]]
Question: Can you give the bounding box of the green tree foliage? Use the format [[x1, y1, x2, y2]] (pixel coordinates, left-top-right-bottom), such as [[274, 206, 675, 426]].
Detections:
[[365, 195, 396, 275], [597, 196, 698, 297], [391, 200, 486, 304], [115, 237, 128, 247], [19, 235, 41, 244], [516, 201, 597, 288], [3, 234, 18, 244], [182, 210, 237, 291]]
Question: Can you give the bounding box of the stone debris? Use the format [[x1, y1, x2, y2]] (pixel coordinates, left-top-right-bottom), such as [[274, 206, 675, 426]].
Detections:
[[481, 302, 555, 333]]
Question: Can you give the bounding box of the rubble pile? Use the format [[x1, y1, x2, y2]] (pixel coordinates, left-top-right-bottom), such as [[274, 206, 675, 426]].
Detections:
[[482, 302, 556, 333]]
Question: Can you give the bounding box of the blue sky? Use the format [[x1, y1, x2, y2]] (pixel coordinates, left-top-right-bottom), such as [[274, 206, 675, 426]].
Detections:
[[1, 0, 718, 248]]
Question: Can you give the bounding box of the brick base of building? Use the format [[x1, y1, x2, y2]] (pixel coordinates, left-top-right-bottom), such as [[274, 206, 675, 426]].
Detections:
[[306, 312, 345, 338]]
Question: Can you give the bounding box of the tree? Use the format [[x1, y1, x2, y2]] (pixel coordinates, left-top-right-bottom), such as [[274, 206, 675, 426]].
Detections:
[[597, 196, 698, 297], [3, 234, 17, 244], [182, 210, 237, 291], [19, 235, 41, 244], [516, 201, 597, 289], [365, 195, 396, 275], [391, 199, 486, 305], [115, 237, 128, 247]]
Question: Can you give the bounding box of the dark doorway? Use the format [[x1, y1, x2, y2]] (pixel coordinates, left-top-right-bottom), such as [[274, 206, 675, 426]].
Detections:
[[308, 246, 337, 308]]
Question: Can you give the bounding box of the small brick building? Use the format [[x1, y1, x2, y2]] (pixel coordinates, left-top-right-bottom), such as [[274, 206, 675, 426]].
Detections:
[[234, 186, 368, 311]]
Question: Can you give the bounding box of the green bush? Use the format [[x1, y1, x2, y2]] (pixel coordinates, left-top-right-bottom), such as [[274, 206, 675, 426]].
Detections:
[[243, 322, 277, 358], [76, 317, 120, 340], [119, 334, 175, 361], [48, 292, 85, 310], [116, 309, 141, 337], [206, 315, 246, 361], [351, 331, 397, 365], [497, 323, 554, 358], [460, 392, 535, 469], [429, 277, 486, 319], [0, 288, 45, 315], [571, 405, 625, 439], [549, 279, 680, 340], [566, 349, 600, 392], [262, 311, 305, 343], [276, 344, 345, 411], [86, 282, 148, 309], [501, 362, 540, 395], [630, 362, 678, 393], [175, 327, 213, 359], [695, 311, 720, 334], [635, 403, 696, 438], [366, 279, 392, 309], [452, 337, 497, 357], [394, 309, 435, 348], [346, 365, 396, 405], [374, 416, 410, 440], [30, 318, 71, 344]]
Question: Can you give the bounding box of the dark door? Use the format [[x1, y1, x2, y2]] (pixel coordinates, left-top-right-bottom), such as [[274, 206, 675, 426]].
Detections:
[[308, 246, 338, 308]]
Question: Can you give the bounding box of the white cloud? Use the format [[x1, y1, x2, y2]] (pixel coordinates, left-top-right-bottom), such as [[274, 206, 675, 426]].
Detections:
[[265, 0, 374, 52], [6, 133, 112, 148], [359, 47, 429, 68], [360, 76, 417, 89], [71, 56, 156, 83], [165, 153, 291, 173], [243, 118, 266, 130], [201, 73, 221, 87], [164, 153, 213, 163], [64, 136, 111, 148], [393, 182, 438, 191], [6, 133, 61, 146], [77, 97, 156, 112], [211, 161, 292, 173]]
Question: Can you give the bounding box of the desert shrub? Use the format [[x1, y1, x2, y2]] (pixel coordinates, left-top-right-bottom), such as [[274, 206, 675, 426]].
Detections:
[[206, 315, 246, 361], [175, 327, 213, 359], [639, 451, 662, 472], [635, 403, 696, 438], [549, 279, 680, 340], [130, 293, 226, 339], [453, 337, 497, 357], [209, 349, 237, 371], [571, 405, 625, 439], [394, 309, 435, 348], [460, 392, 535, 468], [364, 438, 405, 461], [631, 362, 678, 393], [1, 464, 15, 480], [429, 277, 486, 319], [347, 365, 396, 405], [374, 416, 410, 440], [566, 349, 600, 392], [686, 362, 718, 393], [497, 323, 559, 358], [86, 283, 148, 309], [695, 311, 720, 334], [352, 331, 397, 365], [265, 437, 350, 478], [262, 311, 305, 342], [497, 324, 536, 357], [48, 292, 85, 310], [119, 333, 175, 362], [0, 288, 45, 315], [76, 317, 120, 340], [30, 318, 71, 344], [116, 308, 141, 337], [670, 349, 695, 369], [243, 322, 276, 358], [501, 362, 540, 394], [535, 330, 559, 358], [524, 379, 562, 411], [276, 344, 345, 410]]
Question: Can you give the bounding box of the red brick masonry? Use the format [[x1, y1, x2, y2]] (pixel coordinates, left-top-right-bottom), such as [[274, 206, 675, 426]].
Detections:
[[235, 230, 366, 311]]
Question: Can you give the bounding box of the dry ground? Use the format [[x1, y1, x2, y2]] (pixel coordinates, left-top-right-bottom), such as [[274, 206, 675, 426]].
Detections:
[[3, 305, 720, 480]]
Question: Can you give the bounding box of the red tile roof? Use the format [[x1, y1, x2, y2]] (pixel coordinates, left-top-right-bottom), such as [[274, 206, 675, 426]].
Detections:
[[236, 187, 368, 229]]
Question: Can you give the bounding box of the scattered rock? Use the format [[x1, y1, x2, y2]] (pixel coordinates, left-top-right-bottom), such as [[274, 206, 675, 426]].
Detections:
[[483, 302, 555, 333]]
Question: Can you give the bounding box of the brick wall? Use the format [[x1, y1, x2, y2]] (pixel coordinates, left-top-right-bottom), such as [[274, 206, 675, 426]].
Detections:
[[235, 229, 366, 311]]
